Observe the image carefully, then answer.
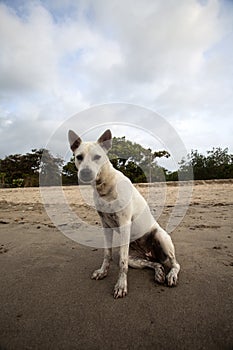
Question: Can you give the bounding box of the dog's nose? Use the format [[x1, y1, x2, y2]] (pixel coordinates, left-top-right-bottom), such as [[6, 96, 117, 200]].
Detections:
[[79, 168, 93, 182]]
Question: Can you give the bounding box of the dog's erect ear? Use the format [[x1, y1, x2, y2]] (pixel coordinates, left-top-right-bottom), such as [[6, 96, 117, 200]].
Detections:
[[97, 129, 112, 151], [68, 130, 82, 152]]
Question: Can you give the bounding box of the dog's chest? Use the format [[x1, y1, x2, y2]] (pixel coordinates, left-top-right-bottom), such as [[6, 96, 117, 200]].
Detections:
[[97, 211, 120, 229], [93, 187, 128, 214]]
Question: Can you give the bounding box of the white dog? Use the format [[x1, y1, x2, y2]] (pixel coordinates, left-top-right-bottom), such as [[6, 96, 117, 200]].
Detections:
[[68, 129, 180, 298]]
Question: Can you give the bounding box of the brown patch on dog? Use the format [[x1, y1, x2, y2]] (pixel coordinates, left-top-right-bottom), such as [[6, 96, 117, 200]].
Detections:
[[130, 230, 168, 263], [98, 211, 119, 228]]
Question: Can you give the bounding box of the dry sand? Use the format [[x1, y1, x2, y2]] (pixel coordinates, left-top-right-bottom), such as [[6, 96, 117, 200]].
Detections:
[[0, 180, 233, 349]]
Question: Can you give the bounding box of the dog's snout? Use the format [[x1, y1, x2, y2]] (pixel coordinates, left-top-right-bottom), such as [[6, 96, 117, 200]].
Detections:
[[79, 168, 93, 182]]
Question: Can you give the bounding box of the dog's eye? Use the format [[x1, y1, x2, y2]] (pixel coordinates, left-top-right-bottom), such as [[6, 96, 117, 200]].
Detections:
[[76, 154, 83, 162], [93, 154, 101, 161]]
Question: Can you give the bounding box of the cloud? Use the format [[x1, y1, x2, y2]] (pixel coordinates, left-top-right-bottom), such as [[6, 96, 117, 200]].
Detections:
[[0, 0, 233, 166], [0, 3, 58, 93]]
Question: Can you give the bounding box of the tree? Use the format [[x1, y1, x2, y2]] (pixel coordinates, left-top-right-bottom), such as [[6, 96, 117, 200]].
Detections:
[[116, 160, 147, 183], [108, 137, 170, 183], [0, 153, 35, 186], [179, 147, 233, 180], [62, 156, 78, 185], [205, 147, 233, 179], [0, 149, 63, 187], [0, 172, 6, 187]]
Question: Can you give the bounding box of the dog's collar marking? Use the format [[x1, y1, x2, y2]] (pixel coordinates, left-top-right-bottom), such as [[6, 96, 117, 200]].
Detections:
[[95, 181, 112, 197]]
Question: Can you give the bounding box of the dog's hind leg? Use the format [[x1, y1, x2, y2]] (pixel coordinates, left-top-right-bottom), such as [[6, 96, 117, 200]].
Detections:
[[128, 256, 165, 284], [152, 225, 180, 286], [91, 228, 113, 280]]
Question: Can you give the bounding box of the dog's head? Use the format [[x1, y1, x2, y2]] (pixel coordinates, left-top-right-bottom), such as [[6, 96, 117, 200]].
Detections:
[[68, 129, 112, 184]]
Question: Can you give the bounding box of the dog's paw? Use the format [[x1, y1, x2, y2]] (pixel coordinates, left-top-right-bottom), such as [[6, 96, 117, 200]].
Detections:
[[154, 265, 165, 284], [166, 270, 178, 287], [91, 268, 108, 280], [114, 276, 127, 299]]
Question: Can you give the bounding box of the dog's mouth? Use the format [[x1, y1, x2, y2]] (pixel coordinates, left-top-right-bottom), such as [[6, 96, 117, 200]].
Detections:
[[78, 178, 94, 185]]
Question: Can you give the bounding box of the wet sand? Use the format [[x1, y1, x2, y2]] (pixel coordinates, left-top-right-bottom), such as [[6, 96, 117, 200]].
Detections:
[[0, 181, 233, 349]]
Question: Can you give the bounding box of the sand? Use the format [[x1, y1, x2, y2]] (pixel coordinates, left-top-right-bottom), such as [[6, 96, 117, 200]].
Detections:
[[0, 180, 233, 349]]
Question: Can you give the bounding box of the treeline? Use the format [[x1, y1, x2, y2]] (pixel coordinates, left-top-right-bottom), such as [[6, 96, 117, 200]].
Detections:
[[178, 147, 233, 180], [0, 149, 63, 187], [0, 137, 232, 187]]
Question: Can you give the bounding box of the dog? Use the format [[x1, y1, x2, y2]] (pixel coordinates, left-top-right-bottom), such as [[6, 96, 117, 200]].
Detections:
[[68, 129, 180, 298]]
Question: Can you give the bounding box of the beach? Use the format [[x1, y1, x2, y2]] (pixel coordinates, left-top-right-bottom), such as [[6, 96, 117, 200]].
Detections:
[[0, 181, 233, 349]]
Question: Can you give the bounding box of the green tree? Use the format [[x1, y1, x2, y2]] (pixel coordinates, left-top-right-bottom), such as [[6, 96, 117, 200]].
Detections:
[[116, 161, 147, 183], [62, 156, 78, 185], [108, 137, 170, 183], [205, 147, 233, 179], [179, 147, 233, 180], [0, 149, 63, 187], [0, 172, 6, 187]]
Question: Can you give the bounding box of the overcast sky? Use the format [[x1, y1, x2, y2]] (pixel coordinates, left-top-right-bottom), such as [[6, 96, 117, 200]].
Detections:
[[0, 0, 233, 169]]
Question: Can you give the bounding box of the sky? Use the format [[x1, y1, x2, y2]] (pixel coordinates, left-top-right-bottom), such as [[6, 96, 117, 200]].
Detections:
[[0, 0, 233, 170]]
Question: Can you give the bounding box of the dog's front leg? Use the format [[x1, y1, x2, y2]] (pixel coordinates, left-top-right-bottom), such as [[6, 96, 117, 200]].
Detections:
[[91, 228, 113, 280], [114, 225, 131, 299]]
